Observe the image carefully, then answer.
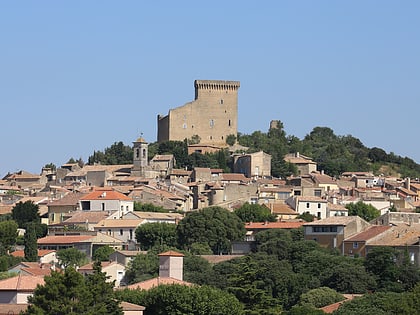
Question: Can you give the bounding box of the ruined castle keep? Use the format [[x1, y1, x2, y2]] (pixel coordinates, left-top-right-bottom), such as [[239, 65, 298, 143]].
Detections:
[[157, 80, 240, 146]]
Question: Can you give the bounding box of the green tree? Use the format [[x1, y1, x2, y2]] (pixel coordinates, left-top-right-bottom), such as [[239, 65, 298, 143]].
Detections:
[[189, 242, 212, 255], [93, 245, 115, 262], [135, 223, 177, 250], [177, 206, 246, 254], [234, 203, 276, 223], [84, 261, 123, 314], [24, 223, 38, 262], [345, 201, 380, 221], [226, 134, 236, 146], [57, 248, 88, 268], [298, 287, 344, 308], [296, 212, 315, 222], [24, 266, 123, 315], [0, 220, 18, 254], [124, 251, 159, 284], [11, 201, 40, 228], [88, 141, 133, 165], [134, 202, 167, 212], [43, 162, 56, 171], [117, 284, 243, 315]]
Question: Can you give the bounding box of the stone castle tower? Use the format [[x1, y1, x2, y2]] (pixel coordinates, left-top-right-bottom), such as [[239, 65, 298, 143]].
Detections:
[[157, 80, 240, 146], [131, 136, 148, 177]]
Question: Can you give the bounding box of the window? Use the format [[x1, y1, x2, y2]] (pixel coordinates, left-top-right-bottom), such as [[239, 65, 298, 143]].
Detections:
[[183, 123, 187, 129], [129, 229, 133, 240], [313, 226, 338, 233], [101, 203, 105, 211], [306, 203, 310, 208], [353, 242, 359, 249], [314, 189, 321, 197], [317, 203, 321, 209], [119, 229, 123, 236], [228, 119, 231, 127], [220, 99, 224, 104], [210, 119, 215, 127], [317, 212, 321, 219]]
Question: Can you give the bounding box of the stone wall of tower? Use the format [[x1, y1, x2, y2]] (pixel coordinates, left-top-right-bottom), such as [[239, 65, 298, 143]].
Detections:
[[157, 80, 240, 145]]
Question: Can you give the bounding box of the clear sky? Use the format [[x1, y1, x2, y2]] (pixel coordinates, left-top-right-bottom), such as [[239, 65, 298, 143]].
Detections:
[[1, 1, 419, 177]]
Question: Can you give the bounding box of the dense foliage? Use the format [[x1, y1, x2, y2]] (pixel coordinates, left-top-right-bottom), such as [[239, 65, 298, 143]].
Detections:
[[177, 206, 246, 254], [87, 120, 420, 178], [88, 141, 133, 165], [234, 202, 276, 223], [0, 220, 18, 254], [135, 222, 177, 250], [24, 263, 123, 315], [57, 248, 88, 268], [117, 284, 243, 315], [11, 201, 40, 228], [345, 201, 381, 222]]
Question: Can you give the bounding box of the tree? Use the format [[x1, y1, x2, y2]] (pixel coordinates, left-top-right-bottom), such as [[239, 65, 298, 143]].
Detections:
[[43, 162, 56, 171], [24, 223, 38, 262], [345, 201, 380, 221], [57, 248, 88, 268], [88, 141, 133, 165], [0, 220, 18, 254], [84, 261, 123, 314], [93, 245, 115, 262], [135, 223, 177, 250], [124, 250, 159, 284], [296, 212, 316, 222], [11, 201, 40, 228], [24, 265, 123, 315], [234, 203, 276, 223], [226, 134, 236, 146], [298, 287, 344, 308], [134, 202, 167, 212], [117, 284, 243, 315], [177, 206, 246, 254]]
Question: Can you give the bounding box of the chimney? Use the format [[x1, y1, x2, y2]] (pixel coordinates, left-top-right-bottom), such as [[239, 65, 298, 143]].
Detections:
[[406, 177, 411, 190], [158, 251, 184, 281], [296, 152, 300, 158]]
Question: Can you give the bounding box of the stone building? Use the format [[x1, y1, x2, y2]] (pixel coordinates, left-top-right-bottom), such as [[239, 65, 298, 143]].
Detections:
[[157, 80, 240, 146]]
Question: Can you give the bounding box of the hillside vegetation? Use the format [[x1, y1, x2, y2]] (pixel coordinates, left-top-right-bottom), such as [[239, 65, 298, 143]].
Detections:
[[85, 120, 420, 179]]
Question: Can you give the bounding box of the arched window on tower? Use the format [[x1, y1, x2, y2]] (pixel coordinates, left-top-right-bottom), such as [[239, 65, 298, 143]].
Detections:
[[142, 149, 146, 158], [136, 149, 140, 158]]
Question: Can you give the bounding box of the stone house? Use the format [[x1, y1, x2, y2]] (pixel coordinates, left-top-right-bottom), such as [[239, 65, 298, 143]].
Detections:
[[79, 188, 133, 217], [233, 151, 272, 179], [286, 196, 328, 219], [47, 192, 87, 224], [303, 216, 370, 253], [284, 152, 317, 175], [342, 225, 391, 258], [0, 274, 44, 304], [93, 219, 143, 243]]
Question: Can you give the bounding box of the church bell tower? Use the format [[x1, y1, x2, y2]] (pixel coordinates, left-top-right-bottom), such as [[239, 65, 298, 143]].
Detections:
[[132, 136, 148, 177]]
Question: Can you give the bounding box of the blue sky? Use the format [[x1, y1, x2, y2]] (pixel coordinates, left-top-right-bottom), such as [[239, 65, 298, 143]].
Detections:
[[1, 1, 419, 177]]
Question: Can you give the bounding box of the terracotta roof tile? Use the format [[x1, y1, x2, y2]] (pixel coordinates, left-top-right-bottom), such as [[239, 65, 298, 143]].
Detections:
[[158, 250, 184, 257], [81, 189, 131, 201], [245, 221, 305, 230], [346, 225, 391, 242], [0, 274, 44, 291]]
